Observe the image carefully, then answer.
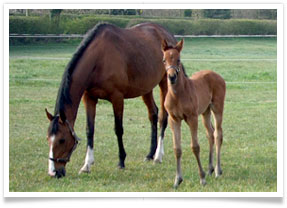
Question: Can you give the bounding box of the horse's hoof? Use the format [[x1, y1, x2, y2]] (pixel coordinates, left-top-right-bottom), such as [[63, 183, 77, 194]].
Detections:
[[144, 156, 153, 162], [200, 178, 207, 186], [117, 162, 125, 169], [78, 165, 91, 174], [173, 177, 183, 189], [153, 158, 162, 164]]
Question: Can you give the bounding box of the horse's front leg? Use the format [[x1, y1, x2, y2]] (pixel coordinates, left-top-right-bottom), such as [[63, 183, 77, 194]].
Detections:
[[154, 75, 168, 163], [79, 93, 97, 174], [111, 94, 126, 169], [142, 91, 158, 161]]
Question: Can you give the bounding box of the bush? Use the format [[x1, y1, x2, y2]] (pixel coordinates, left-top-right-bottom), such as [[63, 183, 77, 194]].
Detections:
[[10, 15, 277, 36], [126, 18, 276, 35]]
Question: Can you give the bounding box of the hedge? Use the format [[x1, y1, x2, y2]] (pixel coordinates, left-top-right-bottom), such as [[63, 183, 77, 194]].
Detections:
[[9, 15, 277, 36]]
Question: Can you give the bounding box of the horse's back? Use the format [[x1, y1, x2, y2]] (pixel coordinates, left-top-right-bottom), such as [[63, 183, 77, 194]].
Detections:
[[191, 70, 225, 92], [191, 70, 226, 114], [82, 23, 175, 98]]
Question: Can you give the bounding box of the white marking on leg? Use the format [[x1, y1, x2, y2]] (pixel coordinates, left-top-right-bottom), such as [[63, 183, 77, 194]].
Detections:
[[48, 135, 56, 177], [79, 146, 94, 174], [154, 136, 164, 163]]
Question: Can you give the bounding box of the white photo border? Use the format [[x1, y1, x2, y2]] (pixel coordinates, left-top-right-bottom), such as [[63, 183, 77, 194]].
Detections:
[[3, 3, 284, 198]]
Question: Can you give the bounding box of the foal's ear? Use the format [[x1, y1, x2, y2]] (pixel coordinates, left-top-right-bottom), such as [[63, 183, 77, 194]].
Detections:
[[161, 39, 169, 51], [175, 39, 184, 52], [45, 108, 53, 121]]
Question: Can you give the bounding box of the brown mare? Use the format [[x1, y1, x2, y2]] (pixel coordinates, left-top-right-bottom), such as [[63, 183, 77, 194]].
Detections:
[[45, 23, 177, 178], [161, 39, 226, 188]]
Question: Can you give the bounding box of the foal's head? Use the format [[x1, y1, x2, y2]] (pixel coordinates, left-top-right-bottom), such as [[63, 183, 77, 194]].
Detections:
[[161, 39, 184, 84], [45, 109, 80, 178]]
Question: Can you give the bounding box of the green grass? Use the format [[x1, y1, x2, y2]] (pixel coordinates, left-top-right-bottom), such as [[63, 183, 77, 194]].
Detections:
[[9, 38, 277, 192]]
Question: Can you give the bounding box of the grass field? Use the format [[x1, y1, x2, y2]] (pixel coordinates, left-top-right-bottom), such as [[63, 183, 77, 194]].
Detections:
[[9, 38, 277, 192]]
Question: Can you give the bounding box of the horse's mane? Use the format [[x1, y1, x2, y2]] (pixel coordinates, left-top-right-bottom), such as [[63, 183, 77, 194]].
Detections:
[[181, 64, 188, 78], [54, 23, 110, 116]]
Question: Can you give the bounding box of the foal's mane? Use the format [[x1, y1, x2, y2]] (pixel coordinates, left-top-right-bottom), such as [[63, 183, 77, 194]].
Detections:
[[54, 23, 110, 116]]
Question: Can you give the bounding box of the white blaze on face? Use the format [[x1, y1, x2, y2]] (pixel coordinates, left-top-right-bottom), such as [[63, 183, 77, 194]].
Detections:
[[48, 135, 56, 177]]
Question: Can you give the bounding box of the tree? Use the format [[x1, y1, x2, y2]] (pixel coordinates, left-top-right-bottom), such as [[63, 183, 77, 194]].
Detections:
[[184, 9, 192, 17], [50, 9, 62, 27]]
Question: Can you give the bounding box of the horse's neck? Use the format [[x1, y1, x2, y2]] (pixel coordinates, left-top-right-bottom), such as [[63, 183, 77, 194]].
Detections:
[[59, 73, 89, 127]]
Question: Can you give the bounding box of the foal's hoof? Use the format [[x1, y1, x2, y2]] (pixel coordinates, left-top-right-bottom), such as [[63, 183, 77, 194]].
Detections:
[[215, 167, 223, 178], [173, 177, 183, 189], [208, 167, 214, 176]]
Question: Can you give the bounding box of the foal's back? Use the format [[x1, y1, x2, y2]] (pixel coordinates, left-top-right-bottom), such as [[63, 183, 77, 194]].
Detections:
[[190, 70, 226, 115]]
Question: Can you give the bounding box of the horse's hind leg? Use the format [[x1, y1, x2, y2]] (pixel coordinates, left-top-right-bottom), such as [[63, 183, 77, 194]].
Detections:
[[142, 91, 158, 161], [79, 93, 97, 174], [154, 76, 168, 163], [211, 105, 224, 178], [111, 93, 126, 169], [201, 107, 215, 176]]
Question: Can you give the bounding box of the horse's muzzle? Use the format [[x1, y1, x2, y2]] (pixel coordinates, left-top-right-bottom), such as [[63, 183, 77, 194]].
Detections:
[[55, 167, 66, 178], [49, 167, 66, 178]]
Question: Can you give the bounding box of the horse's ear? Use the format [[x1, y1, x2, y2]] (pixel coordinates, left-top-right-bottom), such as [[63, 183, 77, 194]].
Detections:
[[161, 39, 169, 51], [59, 111, 66, 124], [175, 39, 184, 52], [45, 108, 53, 121]]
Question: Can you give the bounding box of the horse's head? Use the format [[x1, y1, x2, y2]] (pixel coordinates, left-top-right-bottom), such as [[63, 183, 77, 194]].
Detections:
[[161, 39, 184, 84], [45, 108, 80, 178]]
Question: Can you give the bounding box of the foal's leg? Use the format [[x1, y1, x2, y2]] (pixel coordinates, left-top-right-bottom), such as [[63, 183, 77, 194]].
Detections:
[[79, 93, 97, 174], [202, 107, 215, 176], [142, 91, 158, 161], [169, 117, 183, 188], [186, 115, 206, 185], [211, 110, 223, 178], [111, 94, 126, 169], [154, 76, 168, 163]]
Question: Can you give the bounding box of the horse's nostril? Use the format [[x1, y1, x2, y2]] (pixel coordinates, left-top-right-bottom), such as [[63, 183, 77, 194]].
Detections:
[[55, 168, 66, 179]]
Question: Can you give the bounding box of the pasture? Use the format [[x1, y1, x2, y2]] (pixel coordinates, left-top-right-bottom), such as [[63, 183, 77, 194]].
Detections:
[[9, 37, 277, 192]]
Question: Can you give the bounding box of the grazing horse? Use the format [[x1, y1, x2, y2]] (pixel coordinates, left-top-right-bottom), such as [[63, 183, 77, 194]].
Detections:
[[45, 22, 177, 178], [161, 39, 226, 188]]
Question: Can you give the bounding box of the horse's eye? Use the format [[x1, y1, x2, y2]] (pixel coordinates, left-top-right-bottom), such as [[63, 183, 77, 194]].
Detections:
[[177, 59, 181, 65], [59, 138, 65, 144]]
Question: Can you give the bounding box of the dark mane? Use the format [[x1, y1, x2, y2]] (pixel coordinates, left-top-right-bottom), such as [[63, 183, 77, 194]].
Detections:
[[181, 64, 188, 78], [54, 23, 110, 116]]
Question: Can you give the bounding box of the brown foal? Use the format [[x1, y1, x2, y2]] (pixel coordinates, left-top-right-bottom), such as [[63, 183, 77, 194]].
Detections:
[[161, 39, 226, 188]]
